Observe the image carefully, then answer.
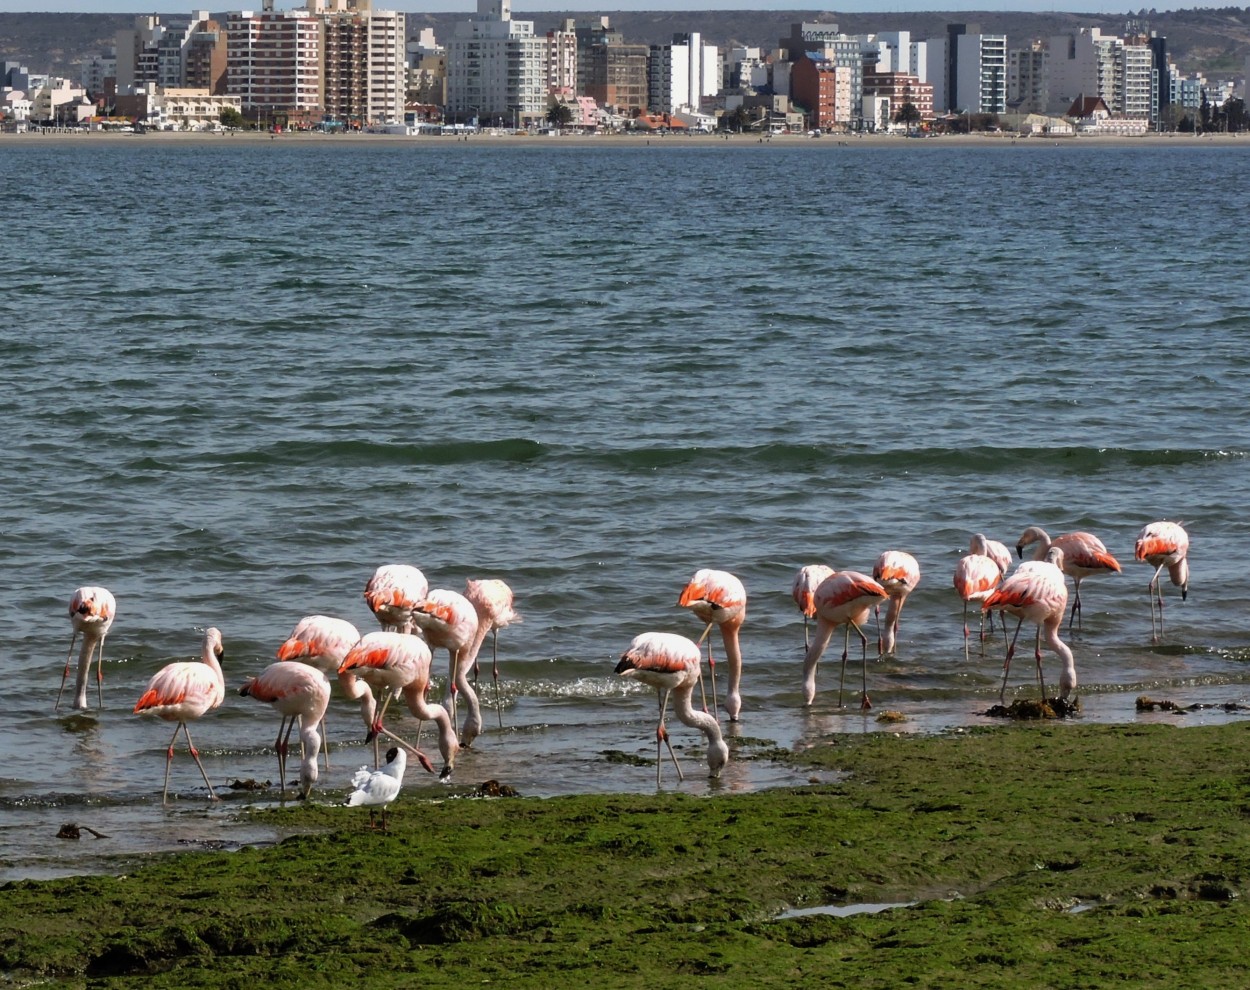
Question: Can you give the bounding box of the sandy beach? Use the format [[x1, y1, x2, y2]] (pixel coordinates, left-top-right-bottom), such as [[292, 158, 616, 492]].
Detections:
[[4, 128, 1248, 149]]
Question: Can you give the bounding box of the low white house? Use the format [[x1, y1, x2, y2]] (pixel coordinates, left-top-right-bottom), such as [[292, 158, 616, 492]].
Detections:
[[149, 88, 242, 130], [1018, 113, 1075, 136]]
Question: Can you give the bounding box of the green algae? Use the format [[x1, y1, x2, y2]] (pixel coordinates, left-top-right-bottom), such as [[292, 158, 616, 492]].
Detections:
[[4, 722, 1250, 987]]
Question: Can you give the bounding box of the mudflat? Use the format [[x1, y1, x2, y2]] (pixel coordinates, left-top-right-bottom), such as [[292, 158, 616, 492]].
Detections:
[[1, 720, 1247, 986]]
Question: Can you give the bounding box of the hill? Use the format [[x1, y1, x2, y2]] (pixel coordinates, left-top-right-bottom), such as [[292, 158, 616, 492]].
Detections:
[[3, 8, 1248, 81]]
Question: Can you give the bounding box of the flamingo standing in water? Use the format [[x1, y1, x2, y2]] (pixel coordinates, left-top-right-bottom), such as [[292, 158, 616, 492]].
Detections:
[[411, 589, 482, 747], [1135, 521, 1190, 642], [953, 548, 1003, 660], [677, 569, 746, 721], [363, 564, 428, 634], [58, 586, 116, 712], [133, 627, 226, 804], [238, 662, 331, 799], [801, 571, 888, 710], [275, 615, 364, 769], [791, 564, 835, 651], [873, 551, 921, 656], [983, 547, 1076, 703], [614, 631, 728, 788], [970, 533, 1012, 637], [1016, 526, 1121, 631], [337, 631, 451, 778], [463, 579, 520, 729]]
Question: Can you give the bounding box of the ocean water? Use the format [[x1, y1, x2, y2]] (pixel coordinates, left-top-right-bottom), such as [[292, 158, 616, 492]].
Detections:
[[2, 137, 1249, 881]]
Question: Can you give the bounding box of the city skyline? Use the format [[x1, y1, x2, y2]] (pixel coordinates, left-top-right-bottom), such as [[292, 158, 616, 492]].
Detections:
[[0, 1, 1178, 16]]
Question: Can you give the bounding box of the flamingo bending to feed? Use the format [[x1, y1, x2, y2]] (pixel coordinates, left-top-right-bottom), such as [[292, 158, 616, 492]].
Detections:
[[337, 631, 451, 778], [58, 586, 116, 712], [133, 627, 226, 804], [983, 547, 1076, 704], [677, 568, 746, 721], [801, 571, 888, 710], [347, 746, 407, 830], [614, 631, 728, 788], [239, 661, 331, 799], [275, 614, 364, 769], [463, 578, 520, 729], [791, 564, 835, 651], [953, 549, 1003, 660], [412, 589, 485, 748], [363, 564, 428, 634], [1135, 521, 1189, 642], [873, 551, 921, 656], [1016, 526, 1120, 631]]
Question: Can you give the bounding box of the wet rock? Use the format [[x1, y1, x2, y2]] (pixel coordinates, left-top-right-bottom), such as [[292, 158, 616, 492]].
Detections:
[[475, 779, 519, 798], [1136, 696, 1180, 711], [983, 697, 1081, 719], [227, 778, 270, 790], [875, 710, 906, 723], [56, 823, 109, 840]]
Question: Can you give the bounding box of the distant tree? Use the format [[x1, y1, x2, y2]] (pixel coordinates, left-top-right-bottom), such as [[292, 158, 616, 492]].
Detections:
[[723, 105, 751, 132], [546, 103, 573, 129], [1222, 97, 1247, 132], [219, 106, 244, 129], [894, 102, 922, 131], [1199, 88, 1212, 132]]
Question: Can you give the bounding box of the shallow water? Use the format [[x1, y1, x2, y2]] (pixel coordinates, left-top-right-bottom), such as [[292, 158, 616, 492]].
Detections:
[[2, 140, 1249, 880]]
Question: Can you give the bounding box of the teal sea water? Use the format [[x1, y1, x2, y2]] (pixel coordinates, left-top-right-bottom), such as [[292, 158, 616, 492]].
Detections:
[[2, 138, 1249, 879]]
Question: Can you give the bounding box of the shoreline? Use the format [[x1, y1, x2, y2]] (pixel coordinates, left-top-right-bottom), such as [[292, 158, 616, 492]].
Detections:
[[2, 721, 1249, 986], [4, 129, 1249, 150]]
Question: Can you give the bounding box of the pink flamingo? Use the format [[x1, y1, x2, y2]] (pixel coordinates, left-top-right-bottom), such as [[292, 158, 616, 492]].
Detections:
[[275, 615, 365, 769], [970, 533, 1012, 637], [238, 662, 331, 799], [791, 564, 835, 650], [677, 569, 746, 721], [463, 578, 520, 729], [132, 627, 226, 804], [983, 547, 1076, 703], [873, 551, 921, 656], [1016, 526, 1121, 631], [1135, 521, 1190, 642], [363, 564, 428, 634], [801, 571, 888, 710], [411, 589, 482, 747], [614, 632, 728, 788], [58, 586, 116, 712], [953, 549, 1002, 660], [337, 631, 451, 778]]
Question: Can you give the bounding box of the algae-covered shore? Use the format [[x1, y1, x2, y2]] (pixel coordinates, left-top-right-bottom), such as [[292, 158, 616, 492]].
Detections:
[[3, 722, 1249, 987]]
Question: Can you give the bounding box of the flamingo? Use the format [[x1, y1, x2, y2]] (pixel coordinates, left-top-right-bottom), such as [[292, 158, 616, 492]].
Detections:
[[677, 568, 746, 721], [275, 615, 365, 769], [363, 564, 428, 634], [970, 533, 1012, 637], [983, 547, 1076, 704], [410, 589, 483, 748], [347, 746, 407, 830], [58, 586, 116, 712], [972, 534, 1013, 579], [1016, 526, 1121, 631], [801, 571, 888, 710], [463, 578, 520, 729], [337, 631, 451, 777], [1135, 521, 1190, 642], [238, 662, 331, 799], [953, 549, 1002, 660], [133, 627, 226, 804], [614, 631, 728, 788], [873, 551, 921, 656], [791, 564, 835, 651]]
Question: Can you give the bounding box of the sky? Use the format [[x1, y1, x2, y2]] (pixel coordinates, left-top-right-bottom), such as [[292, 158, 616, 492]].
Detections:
[[0, 1, 1178, 13]]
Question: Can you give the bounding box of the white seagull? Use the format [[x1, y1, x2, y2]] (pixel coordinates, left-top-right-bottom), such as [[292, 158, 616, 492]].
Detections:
[[347, 746, 407, 829]]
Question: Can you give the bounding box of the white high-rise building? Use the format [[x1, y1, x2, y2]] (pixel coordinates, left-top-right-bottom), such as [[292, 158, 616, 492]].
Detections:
[[647, 32, 719, 114], [875, 31, 912, 75], [955, 32, 1006, 113], [445, 0, 546, 124]]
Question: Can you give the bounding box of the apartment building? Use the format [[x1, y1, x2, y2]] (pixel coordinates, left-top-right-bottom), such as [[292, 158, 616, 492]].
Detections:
[[581, 41, 649, 117], [955, 31, 1007, 113], [226, 6, 323, 119], [647, 32, 719, 114], [318, 0, 405, 125], [1008, 41, 1047, 114], [546, 18, 578, 95], [445, 0, 546, 125]]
